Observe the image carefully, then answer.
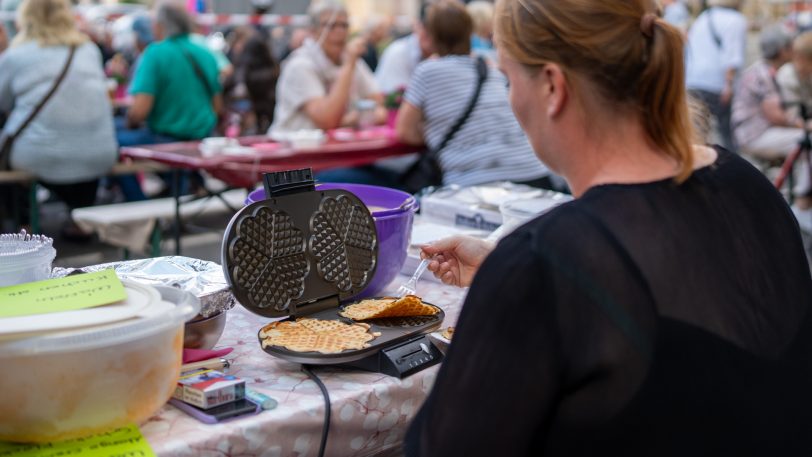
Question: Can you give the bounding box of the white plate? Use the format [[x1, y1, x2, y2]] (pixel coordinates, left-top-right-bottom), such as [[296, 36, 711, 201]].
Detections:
[[222, 145, 256, 155], [0, 280, 160, 337]]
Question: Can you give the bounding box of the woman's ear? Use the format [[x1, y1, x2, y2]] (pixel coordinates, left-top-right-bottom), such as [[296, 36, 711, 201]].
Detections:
[[542, 64, 568, 118]]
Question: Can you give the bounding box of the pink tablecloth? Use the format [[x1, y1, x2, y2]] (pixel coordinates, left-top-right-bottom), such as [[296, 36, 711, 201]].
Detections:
[[141, 276, 467, 457], [119, 129, 422, 189]]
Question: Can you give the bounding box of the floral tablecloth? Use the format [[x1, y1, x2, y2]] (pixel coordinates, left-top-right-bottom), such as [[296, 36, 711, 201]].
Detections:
[[141, 277, 467, 457]]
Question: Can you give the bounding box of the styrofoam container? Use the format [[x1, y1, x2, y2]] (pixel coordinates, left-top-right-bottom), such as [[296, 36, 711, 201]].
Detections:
[[0, 232, 56, 287], [0, 281, 199, 443]]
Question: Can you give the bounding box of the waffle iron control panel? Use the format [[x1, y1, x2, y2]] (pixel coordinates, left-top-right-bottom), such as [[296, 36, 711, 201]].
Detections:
[[346, 334, 442, 378]]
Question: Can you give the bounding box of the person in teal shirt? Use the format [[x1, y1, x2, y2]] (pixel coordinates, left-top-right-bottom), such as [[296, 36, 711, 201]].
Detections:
[[125, 2, 222, 139], [115, 1, 223, 201]]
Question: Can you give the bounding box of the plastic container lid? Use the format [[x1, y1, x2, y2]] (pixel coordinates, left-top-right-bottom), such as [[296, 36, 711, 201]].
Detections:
[[0, 231, 57, 287], [0, 280, 199, 356], [0, 231, 55, 265], [0, 279, 157, 337]]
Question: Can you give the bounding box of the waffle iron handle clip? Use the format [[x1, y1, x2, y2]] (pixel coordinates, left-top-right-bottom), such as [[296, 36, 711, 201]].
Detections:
[[263, 168, 316, 198]]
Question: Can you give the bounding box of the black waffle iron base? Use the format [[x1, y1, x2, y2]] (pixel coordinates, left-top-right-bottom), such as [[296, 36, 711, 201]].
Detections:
[[222, 169, 443, 378]]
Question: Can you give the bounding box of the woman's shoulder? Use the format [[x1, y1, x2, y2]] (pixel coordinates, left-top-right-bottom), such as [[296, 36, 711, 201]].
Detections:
[[74, 42, 103, 62], [499, 201, 604, 261], [1, 41, 40, 61], [0, 42, 84, 70], [279, 49, 319, 75]]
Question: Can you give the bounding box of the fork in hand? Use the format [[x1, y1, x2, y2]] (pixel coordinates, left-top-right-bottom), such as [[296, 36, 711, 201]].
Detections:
[[395, 258, 431, 297]]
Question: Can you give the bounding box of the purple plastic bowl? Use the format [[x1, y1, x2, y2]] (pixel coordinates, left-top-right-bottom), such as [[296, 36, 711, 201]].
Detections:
[[245, 183, 417, 298]]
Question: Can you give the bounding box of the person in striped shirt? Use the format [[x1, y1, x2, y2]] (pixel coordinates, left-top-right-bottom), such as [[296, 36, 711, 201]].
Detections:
[[395, 0, 551, 189]]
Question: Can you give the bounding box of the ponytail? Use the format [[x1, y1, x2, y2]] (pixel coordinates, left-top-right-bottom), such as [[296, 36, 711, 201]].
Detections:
[[638, 17, 695, 182], [496, 0, 697, 182]]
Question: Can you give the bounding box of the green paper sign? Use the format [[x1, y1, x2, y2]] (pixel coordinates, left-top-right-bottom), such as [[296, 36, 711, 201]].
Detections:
[[0, 270, 127, 319], [0, 425, 156, 457]]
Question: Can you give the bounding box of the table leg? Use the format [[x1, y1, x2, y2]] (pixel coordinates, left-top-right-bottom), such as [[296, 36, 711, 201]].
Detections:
[[29, 181, 39, 234], [173, 169, 181, 255]]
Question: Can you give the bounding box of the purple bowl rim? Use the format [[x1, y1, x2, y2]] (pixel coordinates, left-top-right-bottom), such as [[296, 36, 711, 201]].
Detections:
[[246, 183, 419, 216]]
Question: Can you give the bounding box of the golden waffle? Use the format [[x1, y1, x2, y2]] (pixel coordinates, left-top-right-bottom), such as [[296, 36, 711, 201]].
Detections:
[[260, 318, 381, 353], [339, 295, 440, 321]]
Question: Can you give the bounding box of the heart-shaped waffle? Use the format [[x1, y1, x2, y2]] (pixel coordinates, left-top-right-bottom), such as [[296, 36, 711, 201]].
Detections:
[[310, 196, 376, 291], [259, 318, 381, 353], [339, 295, 440, 320], [229, 207, 308, 311]]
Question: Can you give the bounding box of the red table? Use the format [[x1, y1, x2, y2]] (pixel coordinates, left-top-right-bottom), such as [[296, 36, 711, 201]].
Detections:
[[117, 128, 421, 254], [119, 129, 421, 189]]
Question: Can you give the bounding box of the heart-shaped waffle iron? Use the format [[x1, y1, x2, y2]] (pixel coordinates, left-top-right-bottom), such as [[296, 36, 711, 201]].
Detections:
[[223, 183, 378, 318], [228, 206, 308, 311], [310, 196, 376, 291]]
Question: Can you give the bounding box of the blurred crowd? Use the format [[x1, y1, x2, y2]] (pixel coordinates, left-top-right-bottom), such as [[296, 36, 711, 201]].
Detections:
[[2, 0, 812, 241], [682, 0, 812, 231]]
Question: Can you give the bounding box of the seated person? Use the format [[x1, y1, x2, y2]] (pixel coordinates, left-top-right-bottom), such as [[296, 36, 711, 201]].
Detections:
[[117, 0, 223, 200], [395, 1, 550, 188], [224, 32, 279, 134], [732, 25, 811, 224], [777, 31, 812, 126], [0, 0, 116, 238], [270, 0, 385, 133]]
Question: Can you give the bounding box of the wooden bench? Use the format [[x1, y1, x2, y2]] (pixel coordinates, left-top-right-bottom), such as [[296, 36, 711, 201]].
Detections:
[[0, 160, 170, 234], [72, 188, 247, 258]]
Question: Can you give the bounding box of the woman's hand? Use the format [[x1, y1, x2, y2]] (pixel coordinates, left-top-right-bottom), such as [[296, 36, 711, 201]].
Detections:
[[345, 36, 367, 62], [420, 236, 495, 288]]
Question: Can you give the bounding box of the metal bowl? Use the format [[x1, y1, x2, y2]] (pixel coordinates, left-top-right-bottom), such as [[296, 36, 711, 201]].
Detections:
[[183, 311, 227, 350]]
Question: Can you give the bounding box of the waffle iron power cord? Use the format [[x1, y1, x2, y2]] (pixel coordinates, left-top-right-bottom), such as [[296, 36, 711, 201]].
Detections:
[[302, 365, 331, 457]]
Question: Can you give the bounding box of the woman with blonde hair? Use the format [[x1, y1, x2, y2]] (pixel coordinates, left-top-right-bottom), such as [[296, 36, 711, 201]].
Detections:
[[0, 0, 116, 237], [404, 0, 812, 455]]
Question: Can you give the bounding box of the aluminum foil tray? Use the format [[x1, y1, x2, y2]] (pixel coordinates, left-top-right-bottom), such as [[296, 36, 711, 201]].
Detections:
[[51, 256, 234, 317]]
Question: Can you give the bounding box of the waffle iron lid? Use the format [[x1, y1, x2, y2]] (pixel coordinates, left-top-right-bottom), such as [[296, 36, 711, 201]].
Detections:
[[222, 169, 378, 318]]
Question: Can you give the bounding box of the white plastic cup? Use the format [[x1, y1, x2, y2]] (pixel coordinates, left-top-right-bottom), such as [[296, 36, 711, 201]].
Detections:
[[0, 233, 56, 287], [356, 99, 377, 130]]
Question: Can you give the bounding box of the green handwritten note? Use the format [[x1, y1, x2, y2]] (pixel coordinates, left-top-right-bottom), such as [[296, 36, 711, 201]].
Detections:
[[0, 425, 156, 457], [0, 270, 127, 319]]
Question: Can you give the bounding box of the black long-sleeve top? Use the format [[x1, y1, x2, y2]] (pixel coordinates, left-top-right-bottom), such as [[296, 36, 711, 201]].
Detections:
[[405, 147, 812, 456]]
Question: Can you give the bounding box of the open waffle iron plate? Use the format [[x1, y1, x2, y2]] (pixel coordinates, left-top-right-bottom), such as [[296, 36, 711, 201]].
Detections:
[[221, 170, 444, 375]]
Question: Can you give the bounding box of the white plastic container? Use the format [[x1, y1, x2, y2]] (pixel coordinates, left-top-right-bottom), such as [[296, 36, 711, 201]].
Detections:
[[199, 136, 239, 157], [494, 195, 573, 239], [0, 231, 56, 287], [0, 281, 199, 443]]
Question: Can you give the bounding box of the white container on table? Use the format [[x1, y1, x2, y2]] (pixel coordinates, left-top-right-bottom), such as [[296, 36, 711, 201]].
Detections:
[[0, 232, 56, 287], [0, 281, 199, 443], [490, 194, 573, 240]]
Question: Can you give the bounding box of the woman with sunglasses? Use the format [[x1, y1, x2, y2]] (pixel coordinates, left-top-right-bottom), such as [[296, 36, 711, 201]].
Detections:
[[404, 0, 812, 455]]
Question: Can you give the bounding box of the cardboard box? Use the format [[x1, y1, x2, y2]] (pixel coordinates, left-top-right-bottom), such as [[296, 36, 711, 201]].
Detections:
[[420, 193, 503, 231], [173, 369, 245, 409], [420, 183, 569, 231]]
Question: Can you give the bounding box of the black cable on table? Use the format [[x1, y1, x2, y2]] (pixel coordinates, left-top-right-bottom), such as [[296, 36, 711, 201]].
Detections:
[[302, 364, 331, 457]]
